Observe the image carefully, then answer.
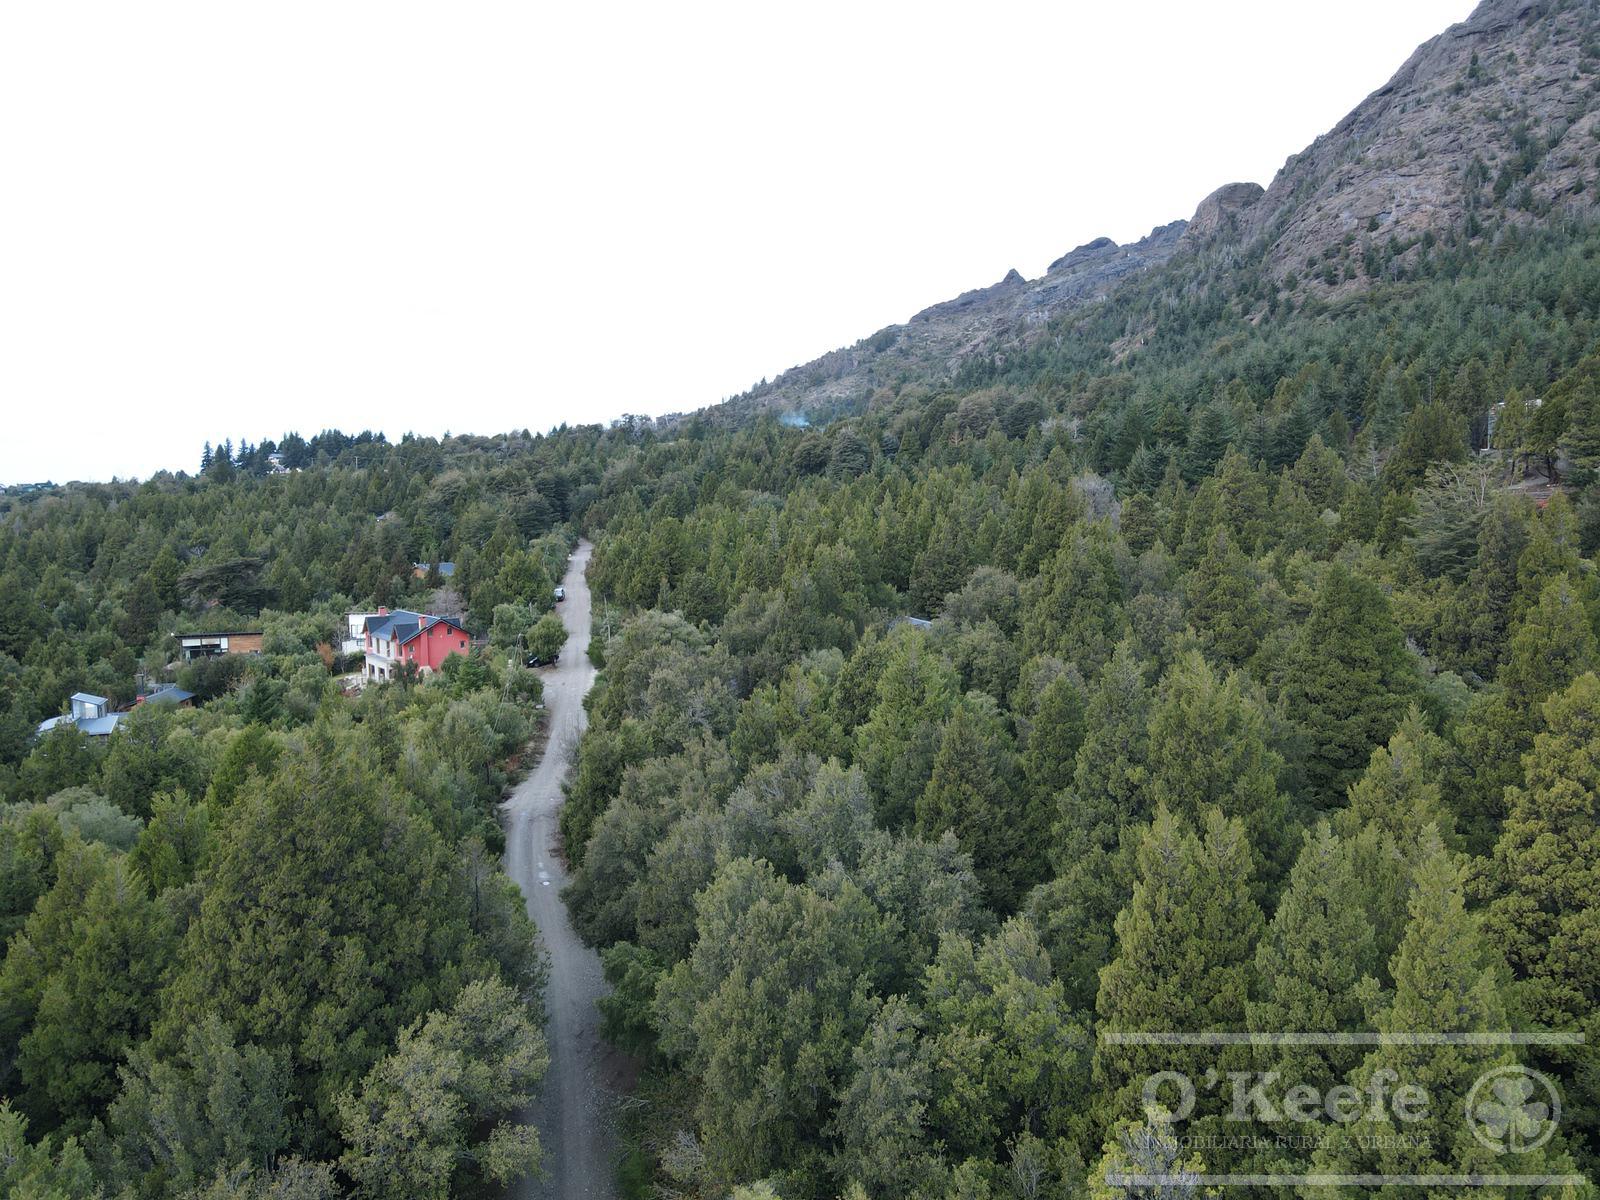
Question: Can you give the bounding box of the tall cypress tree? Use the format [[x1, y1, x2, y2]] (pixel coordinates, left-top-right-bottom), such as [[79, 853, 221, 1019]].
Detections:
[[1336, 707, 1460, 966], [1146, 650, 1291, 894], [854, 632, 959, 828], [1479, 672, 1600, 1158], [1022, 669, 1086, 810], [1312, 828, 1571, 1189], [1337, 705, 1457, 845], [154, 735, 477, 1144], [1031, 642, 1151, 1008], [1056, 641, 1152, 862], [924, 917, 1087, 1170], [1094, 807, 1262, 1164], [1185, 529, 1269, 671], [2, 852, 175, 1135], [1182, 401, 1235, 483], [1247, 823, 1378, 1177], [1022, 524, 1126, 672], [1456, 574, 1598, 852], [917, 697, 1029, 910], [1282, 563, 1419, 808]]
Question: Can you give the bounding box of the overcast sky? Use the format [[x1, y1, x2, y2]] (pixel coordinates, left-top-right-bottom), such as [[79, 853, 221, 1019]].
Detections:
[[0, 0, 1475, 485]]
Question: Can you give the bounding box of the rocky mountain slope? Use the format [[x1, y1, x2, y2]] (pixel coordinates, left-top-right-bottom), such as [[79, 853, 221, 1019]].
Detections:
[[723, 0, 1600, 423], [1216, 0, 1600, 280], [732, 221, 1188, 422]]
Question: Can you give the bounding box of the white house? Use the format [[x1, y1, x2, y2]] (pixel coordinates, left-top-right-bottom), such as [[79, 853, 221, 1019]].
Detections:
[[344, 612, 384, 656]]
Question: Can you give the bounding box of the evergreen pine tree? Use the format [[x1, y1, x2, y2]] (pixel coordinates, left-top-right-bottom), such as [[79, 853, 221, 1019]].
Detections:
[[155, 735, 481, 1138], [917, 697, 1030, 910], [1021, 524, 1126, 672], [829, 996, 940, 1198], [1214, 447, 1272, 553], [1185, 531, 1265, 669], [1456, 574, 1598, 851], [1288, 433, 1347, 511], [1479, 673, 1600, 1156], [1146, 650, 1291, 894], [1282, 563, 1420, 808], [1564, 365, 1600, 478], [855, 632, 960, 828], [924, 917, 1087, 1169], [1327, 706, 1461, 968], [1512, 495, 1583, 626], [1311, 828, 1569, 1190], [1056, 641, 1152, 862], [1265, 402, 1311, 470], [1337, 705, 1457, 845], [5, 852, 175, 1133], [1182, 401, 1235, 483], [1032, 642, 1153, 1009], [1022, 669, 1086, 811], [1094, 807, 1262, 1164], [1385, 398, 1469, 490], [1247, 823, 1378, 1176]]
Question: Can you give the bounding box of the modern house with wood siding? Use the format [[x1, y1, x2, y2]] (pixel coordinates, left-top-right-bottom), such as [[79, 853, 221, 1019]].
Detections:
[[174, 630, 264, 661]]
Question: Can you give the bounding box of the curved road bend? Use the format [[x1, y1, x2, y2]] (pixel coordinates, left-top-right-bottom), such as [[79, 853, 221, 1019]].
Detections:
[[503, 540, 620, 1199]]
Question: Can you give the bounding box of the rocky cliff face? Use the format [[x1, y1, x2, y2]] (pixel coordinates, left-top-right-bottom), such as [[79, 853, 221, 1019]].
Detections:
[[1223, 0, 1600, 285], [723, 0, 1600, 421], [735, 222, 1188, 419], [1181, 183, 1266, 248]]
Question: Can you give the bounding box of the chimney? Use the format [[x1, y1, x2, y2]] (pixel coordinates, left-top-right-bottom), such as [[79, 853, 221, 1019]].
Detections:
[[378, 606, 388, 616]]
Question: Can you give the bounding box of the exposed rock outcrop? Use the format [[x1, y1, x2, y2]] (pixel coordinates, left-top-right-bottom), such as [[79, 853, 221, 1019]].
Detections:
[[734, 222, 1188, 419], [720, 0, 1600, 421], [912, 268, 1028, 323], [1182, 183, 1265, 246], [1238, 0, 1599, 285]]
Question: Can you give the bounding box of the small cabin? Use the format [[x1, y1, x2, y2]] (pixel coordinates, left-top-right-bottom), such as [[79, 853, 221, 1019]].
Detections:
[[35, 692, 127, 738], [175, 630, 264, 661]]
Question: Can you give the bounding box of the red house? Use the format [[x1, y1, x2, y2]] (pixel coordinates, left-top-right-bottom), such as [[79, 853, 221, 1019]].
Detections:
[[362, 607, 471, 681]]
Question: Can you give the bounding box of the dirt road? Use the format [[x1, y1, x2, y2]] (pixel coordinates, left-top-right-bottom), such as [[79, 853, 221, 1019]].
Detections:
[[503, 540, 620, 1199]]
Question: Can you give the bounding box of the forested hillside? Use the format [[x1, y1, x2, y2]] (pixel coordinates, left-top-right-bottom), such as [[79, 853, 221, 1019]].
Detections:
[[0, 433, 595, 1196], [6, 0, 1600, 1197], [562, 215, 1600, 1195]]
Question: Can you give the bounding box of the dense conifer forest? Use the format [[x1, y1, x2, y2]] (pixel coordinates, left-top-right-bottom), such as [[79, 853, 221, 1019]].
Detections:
[[5, 204, 1600, 1197], [8, 14, 1600, 1194]]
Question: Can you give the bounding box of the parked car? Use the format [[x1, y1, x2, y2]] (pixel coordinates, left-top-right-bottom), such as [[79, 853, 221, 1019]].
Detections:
[[526, 652, 560, 668], [554, 586, 566, 602]]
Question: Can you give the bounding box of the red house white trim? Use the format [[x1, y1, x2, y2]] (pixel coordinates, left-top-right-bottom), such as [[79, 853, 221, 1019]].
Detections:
[[362, 607, 471, 681]]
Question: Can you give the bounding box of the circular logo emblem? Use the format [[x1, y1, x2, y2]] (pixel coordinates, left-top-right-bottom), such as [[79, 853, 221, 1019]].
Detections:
[[1466, 1065, 1561, 1155]]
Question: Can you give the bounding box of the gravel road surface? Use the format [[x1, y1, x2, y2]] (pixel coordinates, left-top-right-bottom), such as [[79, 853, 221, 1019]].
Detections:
[[503, 540, 622, 1199]]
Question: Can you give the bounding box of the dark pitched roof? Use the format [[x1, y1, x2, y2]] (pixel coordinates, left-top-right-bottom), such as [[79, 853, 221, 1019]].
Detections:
[[363, 610, 424, 641], [364, 611, 464, 647], [389, 619, 422, 643]]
